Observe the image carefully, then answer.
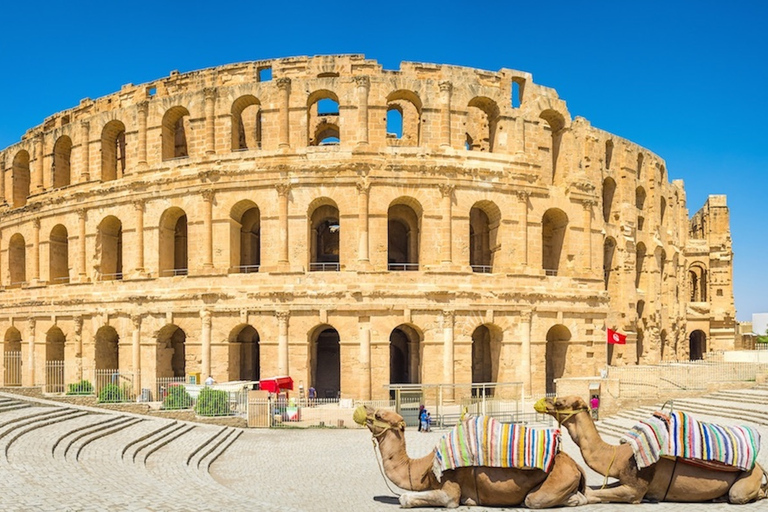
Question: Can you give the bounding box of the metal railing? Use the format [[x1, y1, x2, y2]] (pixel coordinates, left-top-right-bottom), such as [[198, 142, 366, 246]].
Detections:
[[544, 268, 558, 277], [309, 262, 340, 272], [471, 265, 492, 274], [3, 351, 21, 386], [99, 272, 124, 281], [93, 369, 136, 401], [160, 268, 188, 277], [51, 276, 70, 285], [388, 263, 419, 271], [44, 360, 65, 394], [230, 265, 260, 274]]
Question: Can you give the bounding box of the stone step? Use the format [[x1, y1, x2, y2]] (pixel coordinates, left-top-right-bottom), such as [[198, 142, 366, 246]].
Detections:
[[3, 409, 90, 459], [188, 427, 243, 472], [140, 423, 197, 465], [71, 417, 146, 462], [127, 422, 188, 464], [120, 420, 178, 462]]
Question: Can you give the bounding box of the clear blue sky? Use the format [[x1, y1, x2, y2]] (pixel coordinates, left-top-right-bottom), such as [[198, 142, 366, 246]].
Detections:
[[0, 1, 765, 321]]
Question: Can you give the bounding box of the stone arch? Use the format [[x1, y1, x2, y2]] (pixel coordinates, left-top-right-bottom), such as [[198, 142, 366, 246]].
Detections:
[[636, 327, 644, 363], [49, 224, 69, 284], [161, 106, 190, 160], [95, 325, 120, 370], [605, 140, 614, 169], [539, 109, 565, 181], [4, 327, 21, 352], [637, 153, 644, 181], [635, 242, 647, 289], [46, 326, 66, 362], [307, 90, 340, 146], [602, 177, 616, 223], [542, 208, 568, 276], [9, 233, 26, 287], [158, 207, 188, 277], [3, 326, 22, 386], [228, 324, 260, 381], [655, 247, 667, 297], [97, 216, 123, 280], [310, 325, 340, 398], [308, 198, 340, 271], [12, 150, 30, 208], [660, 329, 668, 361], [636, 186, 647, 231], [53, 135, 72, 188], [688, 262, 707, 302], [388, 198, 422, 271], [603, 237, 617, 292], [469, 200, 501, 273], [471, 324, 501, 395], [660, 195, 667, 226], [465, 97, 500, 152], [386, 90, 421, 146], [101, 120, 126, 181], [230, 200, 261, 273], [689, 330, 706, 360], [545, 324, 571, 394], [156, 324, 186, 378], [389, 324, 422, 386], [231, 95, 262, 151]]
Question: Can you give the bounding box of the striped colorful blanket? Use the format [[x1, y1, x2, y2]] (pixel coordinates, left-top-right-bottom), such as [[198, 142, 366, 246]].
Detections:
[[621, 411, 761, 471], [433, 416, 560, 481]]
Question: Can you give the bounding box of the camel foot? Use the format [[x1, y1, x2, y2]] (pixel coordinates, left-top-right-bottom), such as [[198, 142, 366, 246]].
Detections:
[[399, 490, 459, 509], [565, 491, 588, 507]]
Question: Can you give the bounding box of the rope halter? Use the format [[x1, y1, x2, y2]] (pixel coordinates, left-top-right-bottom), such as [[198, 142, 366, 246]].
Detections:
[[353, 406, 406, 438], [533, 397, 589, 426]]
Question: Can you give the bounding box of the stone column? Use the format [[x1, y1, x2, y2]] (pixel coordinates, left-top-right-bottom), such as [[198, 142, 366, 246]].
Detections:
[[31, 218, 40, 282], [26, 318, 35, 387], [438, 184, 454, 265], [33, 133, 44, 192], [514, 116, 525, 153], [80, 121, 91, 181], [201, 310, 212, 378], [517, 191, 529, 269], [356, 177, 370, 264], [359, 324, 371, 399], [442, 310, 455, 400], [276, 311, 290, 375], [0, 231, 3, 287], [78, 209, 87, 281], [276, 183, 291, 269], [73, 316, 84, 381], [582, 199, 595, 274], [354, 76, 370, 145], [131, 314, 142, 396], [137, 101, 148, 168], [202, 190, 214, 268], [439, 81, 452, 147], [133, 201, 145, 274], [520, 310, 532, 397], [204, 88, 216, 155], [276, 78, 291, 148]]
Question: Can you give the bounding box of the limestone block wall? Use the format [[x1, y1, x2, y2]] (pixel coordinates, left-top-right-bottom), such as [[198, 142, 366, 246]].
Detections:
[[0, 55, 734, 399]]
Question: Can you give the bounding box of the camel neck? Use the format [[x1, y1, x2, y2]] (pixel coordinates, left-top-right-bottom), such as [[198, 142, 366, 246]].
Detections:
[[377, 431, 437, 491], [563, 411, 621, 476]]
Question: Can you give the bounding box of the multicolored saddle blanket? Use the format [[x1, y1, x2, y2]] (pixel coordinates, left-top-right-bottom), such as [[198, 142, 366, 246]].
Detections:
[[621, 411, 761, 471], [433, 416, 560, 481]]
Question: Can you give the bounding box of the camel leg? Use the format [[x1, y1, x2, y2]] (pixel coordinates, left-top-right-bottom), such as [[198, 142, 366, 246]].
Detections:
[[399, 481, 461, 509], [728, 464, 766, 504], [525, 456, 587, 509], [584, 482, 647, 504]]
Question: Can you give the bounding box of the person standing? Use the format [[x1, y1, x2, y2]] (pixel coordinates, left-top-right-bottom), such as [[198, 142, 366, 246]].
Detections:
[[417, 405, 425, 432], [590, 394, 600, 420]]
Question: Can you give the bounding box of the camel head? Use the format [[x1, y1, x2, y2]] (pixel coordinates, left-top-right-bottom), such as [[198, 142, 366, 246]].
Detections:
[[534, 396, 590, 425], [353, 405, 406, 437]]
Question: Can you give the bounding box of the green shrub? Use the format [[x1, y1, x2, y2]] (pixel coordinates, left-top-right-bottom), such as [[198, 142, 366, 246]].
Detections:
[[163, 384, 193, 410], [98, 383, 128, 403], [67, 380, 93, 395], [195, 387, 230, 417]]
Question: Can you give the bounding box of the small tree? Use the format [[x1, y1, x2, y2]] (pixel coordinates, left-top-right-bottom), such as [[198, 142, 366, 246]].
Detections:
[[98, 383, 127, 403], [163, 384, 193, 410], [757, 328, 768, 344], [67, 380, 93, 395], [195, 387, 230, 417]]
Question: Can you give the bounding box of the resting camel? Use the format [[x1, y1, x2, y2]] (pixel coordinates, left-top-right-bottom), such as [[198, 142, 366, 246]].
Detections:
[[535, 396, 768, 504], [353, 405, 588, 508]]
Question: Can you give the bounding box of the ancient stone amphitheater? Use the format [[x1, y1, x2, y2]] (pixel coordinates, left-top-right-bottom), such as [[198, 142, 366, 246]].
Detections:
[[0, 54, 734, 399]]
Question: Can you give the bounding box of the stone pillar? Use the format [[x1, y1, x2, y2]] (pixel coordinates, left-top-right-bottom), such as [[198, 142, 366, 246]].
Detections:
[[442, 310, 455, 400], [31, 218, 40, 282], [276, 311, 290, 375], [78, 209, 87, 280], [0, 231, 3, 287], [276, 183, 291, 269], [520, 310, 532, 397], [204, 88, 216, 155], [73, 316, 84, 380], [354, 76, 370, 145], [439, 81, 452, 147], [359, 324, 371, 399], [356, 177, 370, 264], [201, 310, 212, 378], [582, 199, 595, 274], [517, 191, 529, 269], [33, 133, 44, 192], [202, 190, 214, 268], [26, 318, 35, 387], [276, 78, 291, 148], [133, 201, 145, 274], [137, 101, 148, 168], [131, 314, 142, 396], [514, 116, 525, 153], [80, 120, 91, 181], [438, 184, 454, 265]]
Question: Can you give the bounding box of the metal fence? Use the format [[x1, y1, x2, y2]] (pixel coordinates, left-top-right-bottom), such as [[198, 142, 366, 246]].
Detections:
[[93, 369, 137, 402], [44, 361, 65, 394], [3, 351, 22, 386]]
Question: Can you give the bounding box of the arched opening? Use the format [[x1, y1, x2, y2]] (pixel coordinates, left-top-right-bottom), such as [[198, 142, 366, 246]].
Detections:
[[390, 325, 421, 386], [95, 325, 120, 370], [688, 263, 707, 302], [231, 95, 262, 151], [545, 325, 571, 394], [12, 151, 30, 208], [229, 325, 260, 381], [656, 248, 667, 298], [689, 330, 706, 360], [602, 177, 616, 223], [635, 242, 647, 289], [469, 202, 500, 273], [386, 107, 403, 138], [660, 196, 667, 226], [540, 110, 565, 182], [97, 216, 123, 280], [386, 90, 421, 146], [231, 202, 261, 273], [9, 233, 26, 287], [465, 97, 499, 152], [471, 325, 499, 396], [53, 136, 72, 188], [157, 325, 186, 378], [309, 201, 340, 271], [660, 329, 668, 361], [46, 326, 66, 393], [603, 237, 616, 291], [161, 106, 190, 160], [159, 208, 188, 277], [636, 327, 644, 363], [605, 140, 614, 169], [388, 201, 420, 271], [3, 327, 22, 386], [49, 224, 69, 284], [511, 79, 524, 108], [308, 92, 340, 146], [636, 186, 647, 231], [101, 120, 126, 181], [542, 208, 568, 276], [636, 153, 644, 180], [312, 327, 340, 399]]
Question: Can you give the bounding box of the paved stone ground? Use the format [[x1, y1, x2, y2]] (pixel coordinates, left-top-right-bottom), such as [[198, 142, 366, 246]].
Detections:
[[0, 388, 766, 511]]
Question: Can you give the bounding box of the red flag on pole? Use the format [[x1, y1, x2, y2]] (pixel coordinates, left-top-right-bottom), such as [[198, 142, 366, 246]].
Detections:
[[607, 328, 626, 345]]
